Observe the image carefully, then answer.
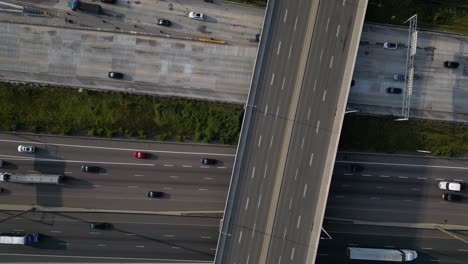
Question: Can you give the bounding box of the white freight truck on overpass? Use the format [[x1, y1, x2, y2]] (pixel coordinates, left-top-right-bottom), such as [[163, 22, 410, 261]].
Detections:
[[0, 173, 63, 184], [347, 247, 418, 262], [0, 233, 39, 245]]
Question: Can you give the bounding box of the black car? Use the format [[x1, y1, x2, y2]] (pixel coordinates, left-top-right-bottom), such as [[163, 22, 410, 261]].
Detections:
[[385, 87, 402, 94], [90, 222, 112, 230], [147, 191, 164, 198], [442, 193, 462, 201], [201, 158, 217, 165], [81, 165, 100, 173], [155, 19, 171, 27], [108, 72, 124, 79], [100, 0, 116, 3], [255, 34, 261, 42], [443, 61, 459, 69]]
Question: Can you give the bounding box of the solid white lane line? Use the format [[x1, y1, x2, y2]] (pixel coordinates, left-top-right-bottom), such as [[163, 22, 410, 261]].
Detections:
[[277, 41, 281, 55], [0, 139, 236, 157], [251, 166, 256, 179]]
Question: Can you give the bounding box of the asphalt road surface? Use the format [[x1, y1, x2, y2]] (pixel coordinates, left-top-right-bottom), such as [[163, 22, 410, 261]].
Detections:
[[0, 132, 235, 212], [215, 0, 367, 263], [0, 211, 217, 262], [317, 152, 468, 263]]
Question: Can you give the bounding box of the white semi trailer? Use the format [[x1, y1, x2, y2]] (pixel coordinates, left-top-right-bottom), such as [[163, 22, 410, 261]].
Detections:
[[0, 173, 63, 184], [0, 233, 39, 245], [347, 247, 418, 262]]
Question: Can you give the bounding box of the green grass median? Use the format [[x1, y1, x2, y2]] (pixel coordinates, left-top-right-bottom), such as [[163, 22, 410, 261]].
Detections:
[[366, 0, 468, 35], [0, 84, 243, 144], [340, 115, 468, 157]]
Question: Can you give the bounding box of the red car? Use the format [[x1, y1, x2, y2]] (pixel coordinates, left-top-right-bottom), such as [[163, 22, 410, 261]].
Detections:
[[134, 151, 149, 159]]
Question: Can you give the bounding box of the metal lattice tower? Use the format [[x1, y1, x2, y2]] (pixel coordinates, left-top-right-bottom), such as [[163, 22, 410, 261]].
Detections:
[[400, 14, 418, 120]]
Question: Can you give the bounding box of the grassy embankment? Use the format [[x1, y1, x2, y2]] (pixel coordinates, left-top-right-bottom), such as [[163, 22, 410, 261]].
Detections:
[[366, 0, 468, 34], [340, 115, 468, 157], [0, 84, 243, 144]]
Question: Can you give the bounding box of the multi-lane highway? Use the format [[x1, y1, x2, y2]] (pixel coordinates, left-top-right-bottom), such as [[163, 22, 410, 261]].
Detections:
[[317, 152, 468, 263], [0, 133, 235, 212], [0, 211, 218, 262], [216, 0, 368, 263]]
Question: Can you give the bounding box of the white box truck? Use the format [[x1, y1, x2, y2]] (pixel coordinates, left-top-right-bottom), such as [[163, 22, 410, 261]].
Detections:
[[0, 173, 63, 184], [0, 233, 39, 245], [347, 247, 418, 262]]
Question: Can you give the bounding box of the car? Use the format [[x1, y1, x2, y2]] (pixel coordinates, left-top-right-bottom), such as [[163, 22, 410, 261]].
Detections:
[[147, 191, 164, 198], [189, 12, 205, 21], [81, 165, 100, 173], [155, 19, 171, 27], [393, 74, 406, 81], [90, 222, 112, 230], [18, 145, 35, 153], [383, 42, 398, 49], [442, 193, 462, 201], [100, 0, 116, 3], [385, 87, 402, 94], [443, 61, 459, 69], [133, 151, 150, 159], [439, 181, 462, 192], [255, 34, 261, 42], [108, 72, 124, 79], [201, 158, 217, 165]]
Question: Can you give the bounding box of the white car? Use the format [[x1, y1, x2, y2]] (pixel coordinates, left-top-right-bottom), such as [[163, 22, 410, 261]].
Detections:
[[18, 145, 35, 153], [189, 12, 205, 21], [383, 42, 398, 49], [438, 181, 462, 192]]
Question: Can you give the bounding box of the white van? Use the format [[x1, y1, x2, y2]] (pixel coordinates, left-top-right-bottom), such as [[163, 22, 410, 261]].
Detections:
[[439, 181, 462, 192]]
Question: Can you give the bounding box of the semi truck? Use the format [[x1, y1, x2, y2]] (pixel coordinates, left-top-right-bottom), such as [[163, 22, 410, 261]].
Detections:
[[0, 172, 63, 184], [0, 233, 39, 245], [347, 247, 418, 262], [68, 0, 102, 14]]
